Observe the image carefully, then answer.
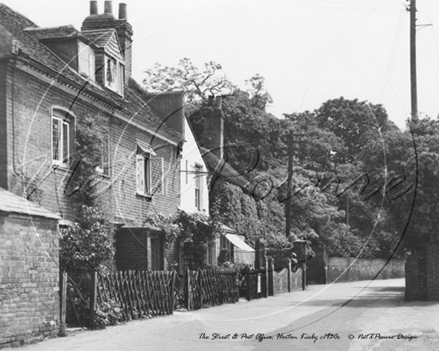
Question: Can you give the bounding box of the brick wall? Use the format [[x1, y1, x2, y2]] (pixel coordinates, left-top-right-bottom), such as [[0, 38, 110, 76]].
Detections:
[[0, 61, 8, 189], [5, 66, 113, 220], [110, 120, 181, 226], [4, 66, 180, 225], [426, 243, 439, 301], [405, 243, 439, 301], [0, 214, 59, 348], [115, 228, 149, 270]]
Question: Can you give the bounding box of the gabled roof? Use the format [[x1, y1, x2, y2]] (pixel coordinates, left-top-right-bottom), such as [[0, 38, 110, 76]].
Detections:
[[81, 29, 124, 62], [81, 29, 114, 47], [0, 3, 183, 143], [0, 4, 117, 105], [0, 188, 61, 220]]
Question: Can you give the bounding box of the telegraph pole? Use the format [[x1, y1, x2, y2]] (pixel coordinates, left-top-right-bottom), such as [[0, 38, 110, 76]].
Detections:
[[285, 131, 306, 237], [409, 0, 418, 121], [285, 130, 293, 238]]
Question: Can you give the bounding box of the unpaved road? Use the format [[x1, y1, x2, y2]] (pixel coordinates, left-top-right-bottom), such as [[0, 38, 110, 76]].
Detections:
[[21, 278, 438, 351]]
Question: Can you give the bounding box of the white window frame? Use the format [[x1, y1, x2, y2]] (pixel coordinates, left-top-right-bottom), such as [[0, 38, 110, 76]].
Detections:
[[78, 41, 95, 81], [136, 153, 151, 196], [105, 55, 124, 96], [52, 114, 71, 166]]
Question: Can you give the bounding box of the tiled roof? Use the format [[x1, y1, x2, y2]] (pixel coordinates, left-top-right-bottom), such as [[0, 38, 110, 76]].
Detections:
[[26, 25, 79, 40], [81, 29, 114, 48], [0, 4, 118, 105], [122, 86, 182, 142], [0, 188, 61, 220], [0, 3, 182, 142]]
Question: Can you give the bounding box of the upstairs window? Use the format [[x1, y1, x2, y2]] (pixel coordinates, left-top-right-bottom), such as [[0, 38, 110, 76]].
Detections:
[[136, 153, 151, 196], [52, 109, 74, 166], [136, 142, 163, 197], [105, 56, 124, 95], [78, 41, 95, 81]]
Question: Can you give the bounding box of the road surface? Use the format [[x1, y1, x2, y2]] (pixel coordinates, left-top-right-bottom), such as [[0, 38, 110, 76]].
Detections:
[[21, 278, 438, 351]]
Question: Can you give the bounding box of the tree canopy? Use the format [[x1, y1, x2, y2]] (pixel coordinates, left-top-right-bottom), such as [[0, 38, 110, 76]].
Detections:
[[143, 58, 439, 259]]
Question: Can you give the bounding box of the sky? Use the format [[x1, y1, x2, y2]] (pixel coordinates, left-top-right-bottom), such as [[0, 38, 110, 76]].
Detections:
[[2, 0, 438, 129]]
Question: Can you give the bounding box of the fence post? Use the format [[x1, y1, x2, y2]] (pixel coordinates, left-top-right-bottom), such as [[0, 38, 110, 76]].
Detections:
[[302, 263, 306, 291], [170, 271, 176, 314], [268, 257, 274, 296], [263, 258, 268, 298], [287, 259, 291, 293], [59, 271, 67, 333], [246, 267, 251, 301], [185, 270, 190, 310], [197, 271, 202, 309], [235, 271, 239, 302], [89, 271, 97, 328]]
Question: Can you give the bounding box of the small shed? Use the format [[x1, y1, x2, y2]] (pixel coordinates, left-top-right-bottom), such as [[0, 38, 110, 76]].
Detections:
[[0, 188, 61, 347]]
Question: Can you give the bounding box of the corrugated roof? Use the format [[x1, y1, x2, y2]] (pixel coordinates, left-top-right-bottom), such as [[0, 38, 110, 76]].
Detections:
[[0, 188, 61, 220]]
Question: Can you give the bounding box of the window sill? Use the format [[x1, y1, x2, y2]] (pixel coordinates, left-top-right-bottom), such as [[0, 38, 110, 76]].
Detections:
[[52, 163, 72, 173], [136, 192, 153, 200], [95, 168, 111, 179]]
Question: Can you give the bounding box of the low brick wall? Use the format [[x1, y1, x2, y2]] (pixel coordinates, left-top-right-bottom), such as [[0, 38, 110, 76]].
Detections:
[[327, 257, 405, 283], [405, 244, 439, 301], [0, 213, 60, 348]]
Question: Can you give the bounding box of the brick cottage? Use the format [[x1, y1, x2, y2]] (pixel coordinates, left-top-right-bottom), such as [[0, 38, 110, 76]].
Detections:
[[0, 0, 195, 274]]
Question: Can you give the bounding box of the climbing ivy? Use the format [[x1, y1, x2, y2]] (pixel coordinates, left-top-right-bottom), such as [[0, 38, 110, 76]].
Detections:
[[60, 112, 115, 274]]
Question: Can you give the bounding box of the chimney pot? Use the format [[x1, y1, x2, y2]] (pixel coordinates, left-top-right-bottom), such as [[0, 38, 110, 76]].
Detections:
[[90, 1, 98, 15], [119, 3, 127, 20], [104, 1, 113, 15]]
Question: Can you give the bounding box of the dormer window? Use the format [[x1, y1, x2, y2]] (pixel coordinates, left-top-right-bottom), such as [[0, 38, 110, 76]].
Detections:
[[78, 41, 95, 81], [105, 55, 124, 95]]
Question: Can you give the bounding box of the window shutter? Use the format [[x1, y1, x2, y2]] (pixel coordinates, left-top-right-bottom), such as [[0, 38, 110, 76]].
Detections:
[[150, 156, 163, 195], [136, 154, 145, 194]]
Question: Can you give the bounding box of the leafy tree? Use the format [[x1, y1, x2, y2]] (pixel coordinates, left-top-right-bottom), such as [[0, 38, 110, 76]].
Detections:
[[143, 58, 236, 104], [245, 74, 273, 110], [358, 116, 439, 253], [189, 90, 284, 171], [315, 97, 399, 163]]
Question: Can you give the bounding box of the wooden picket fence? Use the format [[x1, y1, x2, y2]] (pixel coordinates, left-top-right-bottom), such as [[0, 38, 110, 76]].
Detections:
[[184, 269, 239, 310], [96, 270, 176, 322], [61, 268, 240, 328]]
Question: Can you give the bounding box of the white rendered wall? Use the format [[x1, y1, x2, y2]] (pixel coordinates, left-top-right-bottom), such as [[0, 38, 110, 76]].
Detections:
[[180, 118, 209, 215]]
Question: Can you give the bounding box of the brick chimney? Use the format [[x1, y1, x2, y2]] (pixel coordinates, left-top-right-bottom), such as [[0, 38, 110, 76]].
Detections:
[[204, 96, 224, 160], [81, 1, 133, 85]]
